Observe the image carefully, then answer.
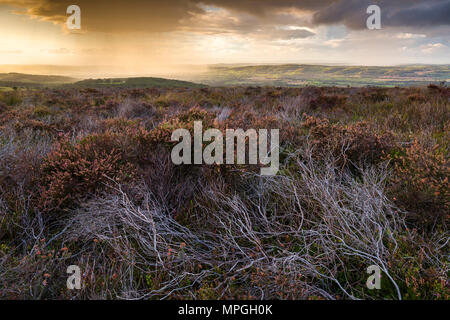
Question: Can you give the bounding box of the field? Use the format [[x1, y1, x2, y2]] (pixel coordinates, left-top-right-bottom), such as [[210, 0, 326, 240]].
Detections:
[[189, 64, 450, 87], [0, 84, 448, 299], [2, 64, 449, 91]]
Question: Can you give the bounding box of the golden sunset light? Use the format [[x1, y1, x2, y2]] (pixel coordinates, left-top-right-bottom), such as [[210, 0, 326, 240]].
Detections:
[[0, 0, 448, 76], [0, 0, 448, 306]]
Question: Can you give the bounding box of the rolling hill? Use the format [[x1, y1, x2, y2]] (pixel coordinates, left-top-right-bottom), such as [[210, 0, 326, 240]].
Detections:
[[70, 77, 206, 88], [0, 73, 77, 89], [0, 73, 205, 89], [1, 64, 448, 89], [190, 64, 450, 87]]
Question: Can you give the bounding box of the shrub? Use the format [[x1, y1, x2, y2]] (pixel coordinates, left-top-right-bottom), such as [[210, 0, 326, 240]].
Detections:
[[117, 100, 154, 119], [39, 133, 136, 212], [33, 106, 52, 118], [302, 114, 395, 166], [0, 91, 22, 106], [309, 94, 347, 110], [367, 88, 389, 102], [407, 94, 427, 103], [14, 119, 56, 134], [0, 238, 74, 299], [1, 86, 448, 300], [148, 107, 215, 145], [98, 117, 142, 133], [388, 139, 449, 227], [0, 101, 7, 114]]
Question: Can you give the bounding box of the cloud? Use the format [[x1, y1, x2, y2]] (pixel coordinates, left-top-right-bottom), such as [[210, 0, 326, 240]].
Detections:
[[178, 6, 314, 40], [312, 0, 368, 29], [388, 1, 450, 28], [199, 0, 332, 16], [0, 0, 449, 35], [324, 39, 345, 48], [275, 29, 315, 40], [41, 47, 74, 54], [0, 49, 22, 54], [396, 33, 426, 39], [1, 0, 204, 33], [312, 0, 450, 30], [421, 42, 447, 54], [203, 0, 450, 30]]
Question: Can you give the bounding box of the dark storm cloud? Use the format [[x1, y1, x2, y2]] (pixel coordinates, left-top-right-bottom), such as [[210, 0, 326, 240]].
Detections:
[[312, 0, 369, 29], [276, 29, 315, 40], [1, 0, 204, 32], [1, 0, 449, 33], [203, 0, 450, 29], [312, 0, 450, 29], [198, 0, 332, 16], [388, 1, 450, 28]]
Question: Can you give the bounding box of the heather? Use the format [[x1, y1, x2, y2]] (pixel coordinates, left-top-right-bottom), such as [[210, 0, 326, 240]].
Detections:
[[0, 85, 448, 299]]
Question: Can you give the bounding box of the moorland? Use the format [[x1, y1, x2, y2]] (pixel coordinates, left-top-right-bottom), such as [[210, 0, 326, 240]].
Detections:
[[0, 83, 448, 299]]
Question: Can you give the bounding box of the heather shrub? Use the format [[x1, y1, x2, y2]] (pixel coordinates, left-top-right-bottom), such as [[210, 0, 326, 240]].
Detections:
[[301, 86, 322, 100], [117, 100, 154, 119], [0, 90, 22, 106], [56, 149, 449, 300], [96, 100, 119, 116], [0, 238, 72, 299], [407, 94, 427, 103], [39, 133, 136, 212], [98, 117, 142, 133], [277, 95, 309, 121], [302, 114, 395, 167], [14, 119, 56, 134], [177, 106, 214, 123], [388, 139, 449, 227], [386, 233, 449, 300], [149, 107, 215, 144], [0, 101, 7, 113], [0, 131, 52, 241], [38, 109, 212, 212], [245, 86, 262, 95], [127, 88, 148, 99], [367, 88, 389, 102], [0, 86, 448, 300], [266, 88, 283, 98], [33, 106, 52, 118], [0, 108, 33, 128], [223, 108, 280, 131], [309, 94, 347, 110]]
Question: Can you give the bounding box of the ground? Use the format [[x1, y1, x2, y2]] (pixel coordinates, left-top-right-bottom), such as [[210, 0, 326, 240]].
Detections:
[[0, 85, 448, 299]]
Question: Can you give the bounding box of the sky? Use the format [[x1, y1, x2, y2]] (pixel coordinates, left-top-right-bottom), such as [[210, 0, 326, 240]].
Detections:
[[0, 0, 449, 76]]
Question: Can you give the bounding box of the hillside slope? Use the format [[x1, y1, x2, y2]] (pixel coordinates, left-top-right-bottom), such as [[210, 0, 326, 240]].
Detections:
[[0, 72, 77, 88], [71, 77, 206, 88], [192, 64, 450, 87]]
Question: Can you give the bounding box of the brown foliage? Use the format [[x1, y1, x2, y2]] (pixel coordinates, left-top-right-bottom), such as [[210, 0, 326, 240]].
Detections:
[[0, 101, 7, 113], [388, 139, 449, 227], [39, 133, 136, 212], [302, 114, 395, 166], [309, 94, 347, 110]]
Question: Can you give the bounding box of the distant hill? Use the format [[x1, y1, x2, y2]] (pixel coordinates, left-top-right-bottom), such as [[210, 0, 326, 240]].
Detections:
[[191, 64, 450, 87], [0, 72, 76, 83], [0, 72, 77, 88], [0, 73, 205, 89], [1, 65, 448, 89], [70, 77, 206, 88]]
